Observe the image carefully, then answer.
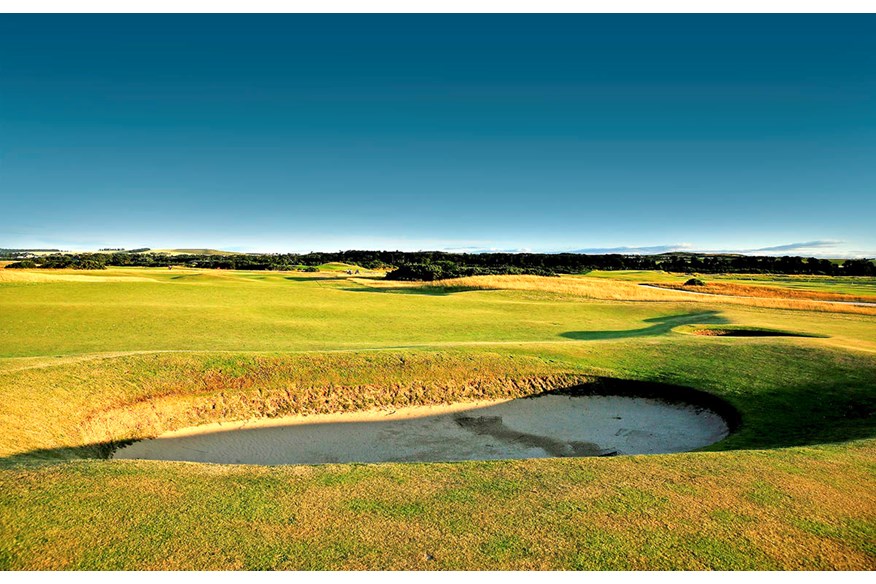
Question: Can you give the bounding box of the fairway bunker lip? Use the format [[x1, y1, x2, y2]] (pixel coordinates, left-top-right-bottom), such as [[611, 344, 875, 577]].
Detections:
[[675, 324, 826, 338], [112, 379, 739, 466], [544, 378, 741, 433]]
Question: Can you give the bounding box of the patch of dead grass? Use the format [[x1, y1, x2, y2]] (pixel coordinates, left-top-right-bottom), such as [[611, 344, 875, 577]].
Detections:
[[0, 270, 156, 284], [411, 275, 876, 315], [655, 281, 876, 303]]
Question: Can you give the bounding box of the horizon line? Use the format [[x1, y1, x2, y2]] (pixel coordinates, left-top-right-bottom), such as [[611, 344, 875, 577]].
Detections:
[[3, 245, 874, 260]]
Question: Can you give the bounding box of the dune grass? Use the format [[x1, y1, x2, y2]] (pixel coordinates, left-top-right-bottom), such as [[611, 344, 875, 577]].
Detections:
[[418, 274, 876, 315], [648, 281, 876, 304], [586, 269, 876, 297], [0, 267, 874, 569], [709, 273, 876, 297]]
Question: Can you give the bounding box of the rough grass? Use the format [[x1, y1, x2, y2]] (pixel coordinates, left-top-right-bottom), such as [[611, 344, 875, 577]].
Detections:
[[586, 270, 876, 296], [418, 274, 876, 315], [423, 274, 697, 301], [708, 273, 876, 297], [0, 270, 157, 283], [650, 281, 876, 304], [1, 444, 873, 570], [0, 267, 874, 569]]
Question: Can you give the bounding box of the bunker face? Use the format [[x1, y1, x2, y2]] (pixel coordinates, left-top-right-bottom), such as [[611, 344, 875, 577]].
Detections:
[[690, 326, 817, 337], [114, 394, 730, 465]]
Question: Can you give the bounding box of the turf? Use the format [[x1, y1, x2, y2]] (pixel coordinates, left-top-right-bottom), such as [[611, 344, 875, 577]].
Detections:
[[0, 267, 874, 569]]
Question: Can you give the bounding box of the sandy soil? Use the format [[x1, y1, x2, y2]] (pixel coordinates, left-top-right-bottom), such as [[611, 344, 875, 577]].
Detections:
[[114, 395, 730, 465]]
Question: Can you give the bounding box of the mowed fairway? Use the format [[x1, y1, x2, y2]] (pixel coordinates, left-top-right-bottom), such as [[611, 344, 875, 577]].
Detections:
[[1, 267, 875, 569]]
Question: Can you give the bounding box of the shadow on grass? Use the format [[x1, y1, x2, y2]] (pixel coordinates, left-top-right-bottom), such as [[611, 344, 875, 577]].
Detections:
[[560, 311, 729, 341], [340, 284, 480, 296], [3, 375, 873, 468], [0, 440, 135, 469], [284, 275, 351, 282], [682, 325, 828, 338]]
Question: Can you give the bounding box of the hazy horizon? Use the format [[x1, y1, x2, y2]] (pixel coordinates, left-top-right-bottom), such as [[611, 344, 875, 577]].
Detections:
[[2, 239, 872, 259]]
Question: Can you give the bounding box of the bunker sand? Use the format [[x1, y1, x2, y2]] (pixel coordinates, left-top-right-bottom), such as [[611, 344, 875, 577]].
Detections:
[[114, 394, 730, 465]]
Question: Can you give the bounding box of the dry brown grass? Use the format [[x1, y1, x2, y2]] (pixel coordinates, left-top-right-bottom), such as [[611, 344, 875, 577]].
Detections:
[[656, 281, 876, 303], [0, 269, 156, 283], [427, 275, 697, 301], [411, 275, 876, 315], [3, 443, 873, 569]]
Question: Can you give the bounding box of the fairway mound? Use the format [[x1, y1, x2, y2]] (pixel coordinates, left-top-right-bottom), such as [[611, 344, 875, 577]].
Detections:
[[678, 325, 825, 338], [113, 380, 735, 466]]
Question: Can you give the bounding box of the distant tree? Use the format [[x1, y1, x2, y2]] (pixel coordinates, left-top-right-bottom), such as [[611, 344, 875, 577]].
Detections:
[[74, 256, 108, 270], [841, 259, 876, 276], [386, 263, 444, 281], [5, 260, 37, 269]]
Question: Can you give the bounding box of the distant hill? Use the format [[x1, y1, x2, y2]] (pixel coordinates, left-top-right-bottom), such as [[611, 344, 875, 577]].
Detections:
[[148, 249, 246, 256], [656, 251, 746, 258]]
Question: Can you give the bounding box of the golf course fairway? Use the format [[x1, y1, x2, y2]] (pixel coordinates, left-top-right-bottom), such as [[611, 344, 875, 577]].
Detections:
[[1, 267, 874, 570]]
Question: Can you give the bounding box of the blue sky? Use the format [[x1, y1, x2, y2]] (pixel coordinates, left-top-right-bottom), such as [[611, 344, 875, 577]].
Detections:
[[1, 15, 874, 256]]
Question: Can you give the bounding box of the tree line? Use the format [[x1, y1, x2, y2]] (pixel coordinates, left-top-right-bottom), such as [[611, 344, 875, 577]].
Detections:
[[4, 250, 875, 278]]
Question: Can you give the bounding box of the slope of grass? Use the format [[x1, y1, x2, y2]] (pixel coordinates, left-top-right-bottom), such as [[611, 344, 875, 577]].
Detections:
[[0, 267, 874, 569], [1, 342, 873, 461]]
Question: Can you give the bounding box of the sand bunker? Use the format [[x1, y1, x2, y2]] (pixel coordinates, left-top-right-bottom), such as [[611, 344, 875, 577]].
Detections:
[[114, 393, 731, 465], [683, 325, 821, 337]]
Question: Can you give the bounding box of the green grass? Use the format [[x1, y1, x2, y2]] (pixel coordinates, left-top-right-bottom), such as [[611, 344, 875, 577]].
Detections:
[[2, 267, 873, 359], [0, 266, 874, 569]]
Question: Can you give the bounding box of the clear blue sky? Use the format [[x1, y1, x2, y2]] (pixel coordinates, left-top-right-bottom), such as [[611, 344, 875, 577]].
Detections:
[[1, 15, 874, 256]]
